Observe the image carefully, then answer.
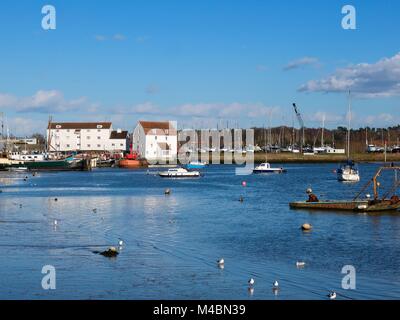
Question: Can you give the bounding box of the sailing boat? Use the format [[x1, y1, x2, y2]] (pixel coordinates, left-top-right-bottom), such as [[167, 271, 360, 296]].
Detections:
[[337, 91, 360, 182]]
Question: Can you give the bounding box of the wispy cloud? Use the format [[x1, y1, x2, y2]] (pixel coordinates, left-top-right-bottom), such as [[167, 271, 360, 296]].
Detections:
[[145, 84, 160, 95], [0, 90, 98, 114], [94, 34, 127, 42], [113, 34, 126, 41], [299, 52, 400, 98], [284, 57, 320, 71], [94, 35, 107, 41]]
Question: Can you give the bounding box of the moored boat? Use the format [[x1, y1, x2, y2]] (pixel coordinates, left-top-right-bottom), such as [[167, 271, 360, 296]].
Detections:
[[253, 163, 286, 174], [337, 160, 360, 182], [159, 167, 200, 178], [186, 161, 207, 170]]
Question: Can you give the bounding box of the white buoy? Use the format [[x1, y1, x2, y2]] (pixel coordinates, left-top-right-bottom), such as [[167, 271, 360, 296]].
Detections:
[[248, 278, 255, 286], [328, 291, 337, 299], [54, 219, 58, 226]]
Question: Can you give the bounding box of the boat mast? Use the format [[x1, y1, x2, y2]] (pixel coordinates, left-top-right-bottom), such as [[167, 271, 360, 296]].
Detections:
[[347, 90, 351, 160]]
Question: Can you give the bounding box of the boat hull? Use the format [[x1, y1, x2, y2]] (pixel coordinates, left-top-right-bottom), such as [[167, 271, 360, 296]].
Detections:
[[159, 172, 200, 178], [253, 168, 287, 174], [118, 159, 148, 168], [289, 200, 400, 212], [7, 159, 85, 171]]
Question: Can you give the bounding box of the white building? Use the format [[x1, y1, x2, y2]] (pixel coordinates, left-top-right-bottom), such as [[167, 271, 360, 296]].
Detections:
[[132, 121, 177, 162], [47, 122, 128, 152]]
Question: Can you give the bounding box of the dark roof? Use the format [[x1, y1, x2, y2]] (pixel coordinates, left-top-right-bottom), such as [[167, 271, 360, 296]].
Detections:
[[110, 130, 128, 139], [48, 122, 112, 130]]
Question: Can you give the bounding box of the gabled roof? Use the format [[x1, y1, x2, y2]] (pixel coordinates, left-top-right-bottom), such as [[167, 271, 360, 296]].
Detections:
[[139, 121, 176, 135], [48, 122, 112, 130]]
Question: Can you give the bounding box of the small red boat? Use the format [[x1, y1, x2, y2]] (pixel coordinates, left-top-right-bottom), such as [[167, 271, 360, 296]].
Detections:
[[118, 145, 147, 168]]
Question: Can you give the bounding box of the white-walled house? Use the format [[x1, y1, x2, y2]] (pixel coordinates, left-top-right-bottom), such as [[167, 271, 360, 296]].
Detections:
[[47, 122, 128, 152], [132, 121, 177, 162]]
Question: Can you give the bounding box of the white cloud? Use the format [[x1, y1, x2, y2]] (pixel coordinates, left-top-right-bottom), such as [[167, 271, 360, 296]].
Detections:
[[284, 57, 320, 71], [130, 102, 162, 115], [299, 53, 400, 98], [0, 90, 91, 113]]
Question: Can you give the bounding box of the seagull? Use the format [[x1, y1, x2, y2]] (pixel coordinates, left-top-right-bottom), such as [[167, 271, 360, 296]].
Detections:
[[273, 280, 279, 288], [92, 208, 97, 213], [118, 239, 124, 246], [328, 291, 337, 300], [248, 278, 255, 286], [217, 258, 225, 265], [296, 261, 306, 267], [53, 219, 58, 226]]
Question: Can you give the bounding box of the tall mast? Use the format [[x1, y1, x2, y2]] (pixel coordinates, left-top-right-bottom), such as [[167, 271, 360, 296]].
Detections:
[[347, 90, 351, 159], [321, 114, 325, 147]]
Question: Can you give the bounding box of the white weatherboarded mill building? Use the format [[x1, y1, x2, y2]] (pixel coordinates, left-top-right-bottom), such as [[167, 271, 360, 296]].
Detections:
[[47, 122, 128, 152], [132, 121, 177, 162]]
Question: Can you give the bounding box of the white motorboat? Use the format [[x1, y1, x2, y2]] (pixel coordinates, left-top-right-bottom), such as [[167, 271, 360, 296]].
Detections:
[[253, 163, 286, 174], [159, 167, 201, 178]]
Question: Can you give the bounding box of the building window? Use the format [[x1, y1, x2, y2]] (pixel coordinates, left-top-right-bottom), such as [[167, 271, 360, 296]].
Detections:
[[155, 136, 157, 140], [120, 144, 123, 147], [67, 129, 70, 132], [97, 129, 101, 132], [112, 143, 115, 147], [87, 136, 90, 139], [87, 144, 91, 147], [97, 144, 101, 148], [66, 144, 70, 148], [97, 136, 101, 139], [165, 136, 168, 140], [87, 129, 90, 132]]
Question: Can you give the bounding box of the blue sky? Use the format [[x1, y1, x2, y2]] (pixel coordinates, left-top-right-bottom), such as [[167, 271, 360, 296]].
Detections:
[[0, 0, 399, 136]]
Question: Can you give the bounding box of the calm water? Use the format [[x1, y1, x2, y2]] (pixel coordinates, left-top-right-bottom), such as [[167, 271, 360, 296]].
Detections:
[[1, 163, 400, 300]]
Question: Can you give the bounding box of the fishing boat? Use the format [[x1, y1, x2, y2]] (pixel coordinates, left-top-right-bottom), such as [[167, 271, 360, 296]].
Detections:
[[7, 157, 86, 171], [290, 166, 400, 212], [337, 90, 360, 182], [186, 161, 207, 170], [159, 167, 200, 178], [253, 163, 286, 174]]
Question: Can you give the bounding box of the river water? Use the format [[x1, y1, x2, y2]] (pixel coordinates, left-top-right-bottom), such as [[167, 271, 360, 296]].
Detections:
[[0, 163, 400, 299]]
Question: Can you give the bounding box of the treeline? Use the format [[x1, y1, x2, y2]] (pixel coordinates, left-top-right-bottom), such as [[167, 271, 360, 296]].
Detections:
[[251, 125, 400, 153]]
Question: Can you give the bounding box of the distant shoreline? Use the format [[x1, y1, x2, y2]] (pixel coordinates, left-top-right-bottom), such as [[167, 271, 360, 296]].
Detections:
[[194, 153, 400, 164]]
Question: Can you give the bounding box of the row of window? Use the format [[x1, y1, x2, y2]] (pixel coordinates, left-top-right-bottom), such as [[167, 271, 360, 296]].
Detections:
[[62, 143, 124, 148], [55, 129, 104, 133]]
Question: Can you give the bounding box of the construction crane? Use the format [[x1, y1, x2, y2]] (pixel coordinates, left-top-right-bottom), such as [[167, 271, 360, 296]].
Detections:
[[292, 103, 305, 153]]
